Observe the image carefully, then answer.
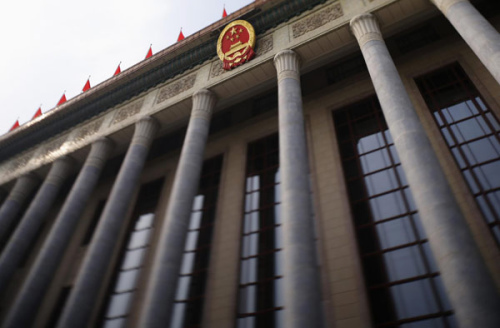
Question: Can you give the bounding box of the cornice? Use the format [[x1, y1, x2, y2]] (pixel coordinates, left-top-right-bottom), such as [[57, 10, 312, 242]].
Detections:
[[0, 0, 327, 163]]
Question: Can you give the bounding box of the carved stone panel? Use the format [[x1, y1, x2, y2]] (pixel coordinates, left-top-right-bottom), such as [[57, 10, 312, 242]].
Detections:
[[112, 99, 144, 125], [255, 34, 274, 56], [210, 61, 225, 78], [156, 74, 197, 104], [74, 118, 104, 143], [292, 2, 343, 38]]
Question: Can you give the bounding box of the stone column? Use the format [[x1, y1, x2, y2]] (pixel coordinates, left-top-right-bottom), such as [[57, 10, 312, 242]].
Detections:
[[431, 0, 500, 84], [3, 138, 113, 328], [0, 157, 73, 295], [138, 89, 216, 328], [57, 117, 159, 328], [273, 50, 323, 328], [350, 14, 500, 328], [0, 173, 39, 244]]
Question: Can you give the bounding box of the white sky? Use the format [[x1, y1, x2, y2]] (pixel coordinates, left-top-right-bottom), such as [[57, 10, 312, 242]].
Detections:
[[0, 0, 254, 134]]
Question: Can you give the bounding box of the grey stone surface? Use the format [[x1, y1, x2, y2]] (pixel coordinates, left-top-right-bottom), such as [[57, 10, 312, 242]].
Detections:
[[351, 13, 500, 328], [0, 157, 73, 296], [273, 49, 324, 328], [56, 117, 159, 328], [0, 173, 40, 244], [138, 89, 217, 328], [2, 138, 113, 328], [432, 0, 500, 84]]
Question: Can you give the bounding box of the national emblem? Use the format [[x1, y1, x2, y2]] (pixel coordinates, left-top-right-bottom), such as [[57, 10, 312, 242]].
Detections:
[[217, 20, 256, 70]]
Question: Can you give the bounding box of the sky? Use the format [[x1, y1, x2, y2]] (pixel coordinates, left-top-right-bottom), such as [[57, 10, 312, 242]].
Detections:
[[0, 0, 254, 135]]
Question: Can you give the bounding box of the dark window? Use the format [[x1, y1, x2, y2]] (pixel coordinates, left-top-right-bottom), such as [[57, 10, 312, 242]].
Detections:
[[100, 178, 164, 328], [46, 286, 71, 328], [170, 155, 224, 328], [237, 134, 283, 328], [334, 97, 456, 327], [416, 63, 500, 246]]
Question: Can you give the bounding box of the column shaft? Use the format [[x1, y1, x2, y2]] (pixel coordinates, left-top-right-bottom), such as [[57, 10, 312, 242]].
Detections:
[[0, 157, 73, 296], [56, 117, 159, 328], [0, 173, 39, 245], [432, 0, 500, 84], [274, 50, 323, 328], [138, 89, 216, 328], [3, 138, 112, 328], [350, 14, 500, 328]]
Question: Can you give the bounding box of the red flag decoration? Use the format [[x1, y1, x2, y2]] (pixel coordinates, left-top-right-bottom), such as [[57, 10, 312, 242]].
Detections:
[[177, 28, 185, 42], [57, 93, 67, 107], [145, 45, 153, 59], [82, 78, 91, 92], [223, 7, 228, 18], [114, 63, 121, 76], [9, 120, 19, 132], [32, 107, 42, 120]]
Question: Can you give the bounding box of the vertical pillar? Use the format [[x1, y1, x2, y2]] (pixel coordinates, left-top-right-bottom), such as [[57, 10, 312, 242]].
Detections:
[[3, 138, 113, 328], [350, 13, 500, 328], [139, 89, 216, 328], [273, 50, 323, 328], [56, 117, 159, 328], [0, 173, 39, 244], [0, 157, 73, 295], [431, 0, 500, 84]]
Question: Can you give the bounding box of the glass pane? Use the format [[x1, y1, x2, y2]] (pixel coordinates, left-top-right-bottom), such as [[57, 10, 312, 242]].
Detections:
[[170, 303, 186, 328], [103, 317, 126, 328], [192, 195, 204, 211], [240, 258, 257, 284], [180, 252, 196, 275], [128, 229, 151, 249], [359, 148, 391, 174], [382, 246, 426, 282], [189, 211, 203, 230], [365, 168, 399, 196], [239, 285, 256, 313], [375, 216, 418, 250], [121, 248, 146, 270], [115, 269, 139, 292], [106, 292, 133, 318], [175, 276, 191, 301], [357, 132, 385, 154], [242, 234, 259, 257], [369, 191, 406, 221], [184, 230, 199, 251], [390, 279, 439, 320], [135, 213, 154, 230], [274, 278, 284, 307]]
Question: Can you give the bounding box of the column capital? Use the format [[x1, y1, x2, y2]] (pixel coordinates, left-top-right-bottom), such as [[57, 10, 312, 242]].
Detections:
[[430, 0, 468, 13], [192, 89, 217, 120], [45, 156, 74, 185], [9, 173, 40, 202], [350, 13, 383, 48], [133, 116, 160, 146], [274, 50, 301, 80]]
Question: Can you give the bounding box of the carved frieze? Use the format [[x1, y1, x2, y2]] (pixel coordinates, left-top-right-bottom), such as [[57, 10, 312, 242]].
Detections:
[[6, 152, 34, 174], [74, 118, 104, 143], [210, 61, 225, 78], [292, 2, 343, 38], [112, 99, 144, 125], [255, 34, 274, 56], [156, 74, 197, 104]]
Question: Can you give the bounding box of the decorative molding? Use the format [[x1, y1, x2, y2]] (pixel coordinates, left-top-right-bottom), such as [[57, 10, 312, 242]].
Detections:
[[255, 34, 274, 56], [350, 13, 383, 48], [42, 136, 68, 159], [74, 118, 104, 143], [430, 0, 468, 13], [292, 2, 343, 38], [156, 74, 197, 104], [274, 50, 301, 75], [6, 152, 35, 175], [210, 61, 225, 78], [111, 99, 144, 125], [132, 117, 160, 146], [192, 89, 217, 120]]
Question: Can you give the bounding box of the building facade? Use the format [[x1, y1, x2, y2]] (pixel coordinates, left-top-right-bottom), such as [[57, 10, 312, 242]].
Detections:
[[0, 0, 499, 327]]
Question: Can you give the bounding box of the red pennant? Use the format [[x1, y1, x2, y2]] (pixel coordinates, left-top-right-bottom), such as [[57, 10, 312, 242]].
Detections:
[[114, 64, 121, 76], [9, 120, 19, 131], [83, 79, 91, 92], [145, 46, 153, 59], [32, 107, 42, 120], [57, 93, 67, 107], [223, 7, 228, 18], [177, 29, 185, 42]]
